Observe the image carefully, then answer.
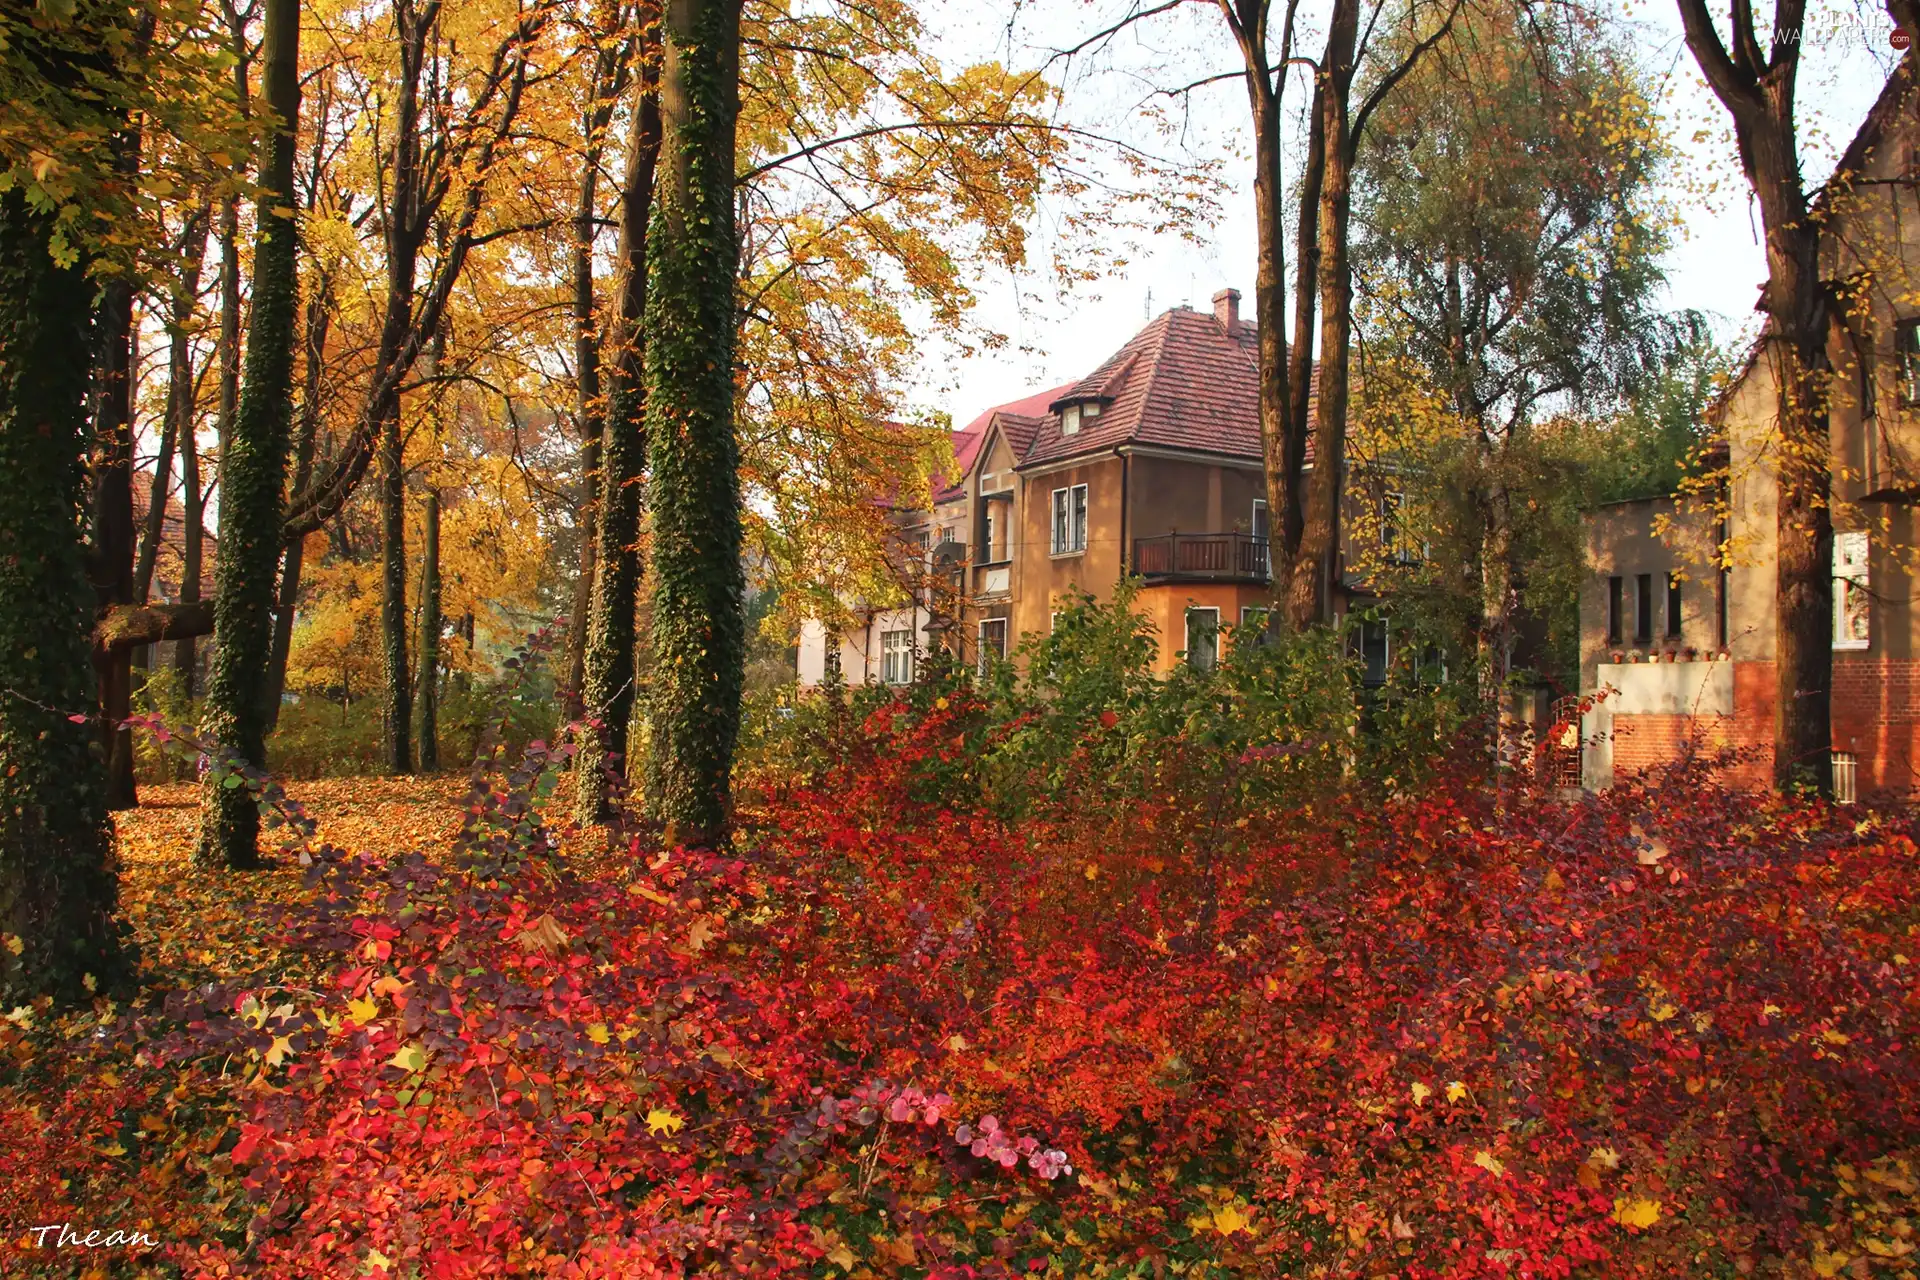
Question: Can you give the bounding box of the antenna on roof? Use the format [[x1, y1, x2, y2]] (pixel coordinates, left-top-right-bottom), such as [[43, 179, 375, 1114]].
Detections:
[[1144, 287, 1152, 319]]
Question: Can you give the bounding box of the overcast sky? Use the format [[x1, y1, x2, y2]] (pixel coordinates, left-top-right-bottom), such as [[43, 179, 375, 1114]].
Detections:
[[909, 0, 1907, 428]]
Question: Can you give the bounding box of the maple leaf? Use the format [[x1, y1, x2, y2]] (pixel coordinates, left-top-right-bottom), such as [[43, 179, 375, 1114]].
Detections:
[[346, 996, 380, 1025], [1211, 1203, 1251, 1235], [264, 1036, 293, 1067], [687, 918, 714, 953], [1473, 1150, 1506, 1178], [645, 1108, 685, 1136], [388, 1043, 426, 1073], [1611, 1197, 1661, 1229], [1445, 1080, 1469, 1103], [1410, 1081, 1432, 1105], [586, 1022, 611, 1045]]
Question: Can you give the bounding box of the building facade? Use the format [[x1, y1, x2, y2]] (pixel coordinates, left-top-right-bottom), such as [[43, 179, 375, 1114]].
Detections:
[[798, 289, 1383, 685], [1578, 65, 1920, 798]]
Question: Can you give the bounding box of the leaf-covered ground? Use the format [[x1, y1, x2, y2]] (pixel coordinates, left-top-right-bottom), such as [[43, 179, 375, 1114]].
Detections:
[[6, 705, 1920, 1279]]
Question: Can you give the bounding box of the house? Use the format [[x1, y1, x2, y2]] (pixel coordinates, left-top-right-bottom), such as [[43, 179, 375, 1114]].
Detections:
[[797, 289, 1395, 685], [1576, 64, 1920, 799]]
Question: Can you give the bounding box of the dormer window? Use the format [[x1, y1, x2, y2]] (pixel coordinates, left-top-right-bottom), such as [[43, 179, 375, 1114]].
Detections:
[[1059, 400, 1100, 436]]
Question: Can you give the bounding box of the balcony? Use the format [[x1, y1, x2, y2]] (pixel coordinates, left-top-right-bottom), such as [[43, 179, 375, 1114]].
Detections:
[[1132, 532, 1270, 584]]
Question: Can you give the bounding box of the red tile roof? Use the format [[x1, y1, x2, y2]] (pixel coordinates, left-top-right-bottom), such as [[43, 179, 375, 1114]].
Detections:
[[935, 382, 1076, 502], [1019, 307, 1310, 469]]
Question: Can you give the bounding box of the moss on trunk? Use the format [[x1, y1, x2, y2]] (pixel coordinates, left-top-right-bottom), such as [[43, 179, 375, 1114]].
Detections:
[[0, 188, 129, 1002], [643, 0, 745, 843]]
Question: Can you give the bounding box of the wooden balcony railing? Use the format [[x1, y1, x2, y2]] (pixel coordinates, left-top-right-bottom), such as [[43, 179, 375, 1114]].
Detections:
[[1131, 532, 1271, 583]]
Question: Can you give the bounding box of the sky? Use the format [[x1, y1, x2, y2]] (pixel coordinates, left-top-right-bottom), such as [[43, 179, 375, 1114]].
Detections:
[[910, 0, 1907, 429]]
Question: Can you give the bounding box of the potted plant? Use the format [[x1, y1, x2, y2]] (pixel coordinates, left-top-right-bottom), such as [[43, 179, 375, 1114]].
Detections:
[[1610, 649, 1625, 663], [1682, 646, 1698, 662]]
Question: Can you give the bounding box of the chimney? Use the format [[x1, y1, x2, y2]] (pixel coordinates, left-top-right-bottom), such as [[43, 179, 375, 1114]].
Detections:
[[1212, 288, 1241, 333]]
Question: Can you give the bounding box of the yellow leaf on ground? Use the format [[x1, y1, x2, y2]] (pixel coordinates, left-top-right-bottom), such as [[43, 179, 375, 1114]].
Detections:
[[1612, 1197, 1661, 1229], [1473, 1150, 1506, 1177], [389, 1043, 426, 1073], [346, 996, 379, 1025], [1446, 1080, 1468, 1103], [586, 1022, 610, 1045], [1410, 1081, 1432, 1105], [645, 1108, 685, 1136], [1212, 1204, 1250, 1235]]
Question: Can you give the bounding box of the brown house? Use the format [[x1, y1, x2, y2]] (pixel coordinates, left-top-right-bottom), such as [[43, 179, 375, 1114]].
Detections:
[[1577, 65, 1920, 799], [797, 289, 1384, 684]]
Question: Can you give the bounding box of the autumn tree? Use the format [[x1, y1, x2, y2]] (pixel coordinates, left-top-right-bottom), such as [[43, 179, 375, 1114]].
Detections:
[[196, 0, 300, 869], [1183, 0, 1460, 629], [644, 0, 745, 842], [1675, 0, 1917, 793], [0, 0, 147, 998], [574, 4, 662, 824], [1350, 4, 1681, 692]]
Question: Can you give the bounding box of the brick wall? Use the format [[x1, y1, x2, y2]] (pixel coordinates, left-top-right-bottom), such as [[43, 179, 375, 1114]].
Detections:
[[1831, 656, 1920, 794], [1608, 658, 1920, 796]]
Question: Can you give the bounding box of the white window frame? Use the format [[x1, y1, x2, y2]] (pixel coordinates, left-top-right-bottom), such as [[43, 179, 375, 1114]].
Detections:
[[1051, 483, 1088, 555], [978, 618, 1009, 675], [1897, 317, 1920, 408], [880, 629, 914, 685], [1835, 530, 1870, 651], [1061, 404, 1081, 435], [1185, 606, 1220, 672]]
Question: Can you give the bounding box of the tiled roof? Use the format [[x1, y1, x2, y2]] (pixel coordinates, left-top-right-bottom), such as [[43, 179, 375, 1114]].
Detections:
[[1019, 306, 1314, 469], [934, 382, 1076, 501]]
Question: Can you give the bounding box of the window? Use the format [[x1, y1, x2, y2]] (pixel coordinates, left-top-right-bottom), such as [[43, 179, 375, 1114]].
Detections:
[[978, 618, 1008, 674], [1606, 576, 1623, 647], [1051, 484, 1088, 554], [1899, 318, 1920, 407], [1082, 401, 1101, 421], [880, 629, 914, 685], [1185, 606, 1220, 672], [1240, 605, 1272, 649], [1634, 573, 1653, 645], [1251, 498, 1272, 577], [1360, 618, 1389, 688], [1061, 404, 1081, 435], [1666, 572, 1682, 639], [1835, 530, 1870, 650]]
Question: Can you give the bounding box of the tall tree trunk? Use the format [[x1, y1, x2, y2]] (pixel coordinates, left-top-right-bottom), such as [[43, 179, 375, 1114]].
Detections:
[[91, 282, 139, 811], [574, 27, 663, 824], [1674, 0, 1854, 794], [136, 210, 212, 611], [418, 489, 441, 772], [643, 0, 745, 844], [563, 30, 628, 724], [1218, 0, 1297, 612], [1287, 0, 1359, 629], [0, 186, 128, 1002], [89, 40, 151, 812], [379, 404, 412, 774], [197, 0, 302, 868], [264, 283, 330, 731]]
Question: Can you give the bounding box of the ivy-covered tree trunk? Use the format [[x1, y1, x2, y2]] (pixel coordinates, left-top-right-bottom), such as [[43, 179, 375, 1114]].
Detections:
[[417, 488, 441, 772], [0, 188, 128, 1003], [265, 276, 332, 731], [573, 35, 662, 825], [196, 0, 301, 869], [379, 401, 412, 775], [643, 0, 744, 844], [91, 275, 139, 811]]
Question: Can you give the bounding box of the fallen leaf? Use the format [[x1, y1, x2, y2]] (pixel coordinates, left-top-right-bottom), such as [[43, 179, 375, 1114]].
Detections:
[[1612, 1196, 1661, 1229], [645, 1107, 685, 1136], [516, 913, 569, 955]]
